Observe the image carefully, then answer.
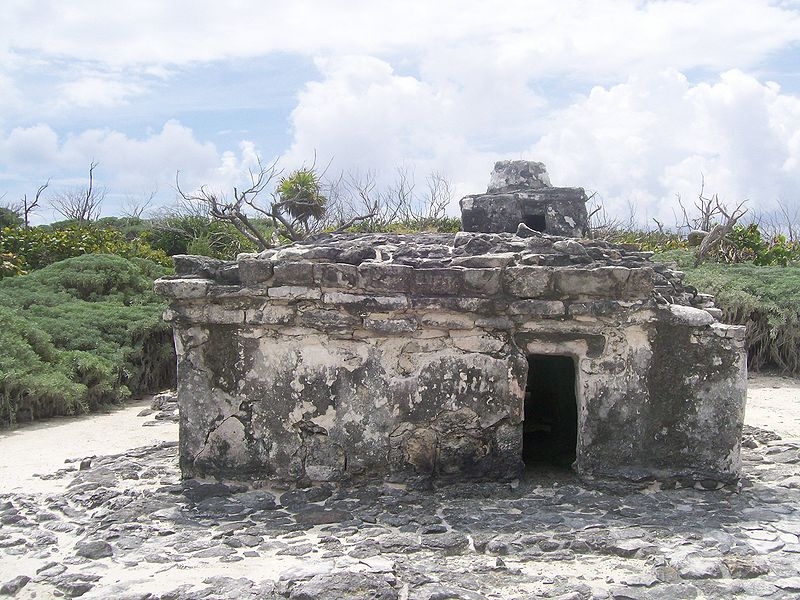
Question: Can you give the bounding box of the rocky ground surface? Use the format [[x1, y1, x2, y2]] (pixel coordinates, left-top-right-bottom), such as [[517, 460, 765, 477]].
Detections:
[[2, 388, 800, 599]]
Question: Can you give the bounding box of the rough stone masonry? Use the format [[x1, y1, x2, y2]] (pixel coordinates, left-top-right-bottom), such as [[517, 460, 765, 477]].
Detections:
[[154, 161, 747, 487]]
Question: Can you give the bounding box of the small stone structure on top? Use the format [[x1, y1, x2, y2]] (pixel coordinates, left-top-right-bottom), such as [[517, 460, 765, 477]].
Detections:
[[460, 160, 589, 237], [155, 161, 747, 488]]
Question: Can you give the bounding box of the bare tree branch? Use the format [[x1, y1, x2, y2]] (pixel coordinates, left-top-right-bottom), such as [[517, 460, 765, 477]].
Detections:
[[50, 162, 105, 223], [121, 188, 156, 219], [695, 197, 748, 266]]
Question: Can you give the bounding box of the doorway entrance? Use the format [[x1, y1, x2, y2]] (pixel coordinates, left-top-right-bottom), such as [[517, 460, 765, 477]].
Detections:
[[522, 213, 546, 232], [522, 354, 578, 468]]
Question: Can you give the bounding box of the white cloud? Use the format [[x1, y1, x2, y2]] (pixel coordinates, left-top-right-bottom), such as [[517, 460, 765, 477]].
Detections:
[[3, 1, 799, 75], [282, 55, 532, 205], [532, 70, 800, 224], [282, 57, 800, 223], [2, 1, 800, 226], [1, 124, 60, 166], [0, 121, 266, 220], [57, 76, 146, 108]]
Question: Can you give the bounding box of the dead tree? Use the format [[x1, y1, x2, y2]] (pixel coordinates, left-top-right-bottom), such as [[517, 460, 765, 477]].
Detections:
[[121, 189, 156, 219], [333, 167, 452, 231], [16, 179, 49, 228], [694, 198, 748, 266], [50, 162, 105, 223], [175, 159, 278, 250]]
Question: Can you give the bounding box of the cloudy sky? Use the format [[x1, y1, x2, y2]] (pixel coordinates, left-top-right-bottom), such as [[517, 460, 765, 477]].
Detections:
[[1, 0, 799, 226]]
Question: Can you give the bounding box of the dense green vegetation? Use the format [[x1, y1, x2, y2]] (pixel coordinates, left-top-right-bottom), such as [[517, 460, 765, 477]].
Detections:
[[654, 249, 800, 375], [0, 254, 175, 426]]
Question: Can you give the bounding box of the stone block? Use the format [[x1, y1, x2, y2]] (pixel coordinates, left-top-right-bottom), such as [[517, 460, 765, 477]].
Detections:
[[487, 160, 551, 192], [268, 286, 322, 300], [272, 261, 315, 286], [502, 266, 552, 298], [624, 268, 656, 299], [323, 292, 408, 310], [552, 239, 588, 256], [297, 309, 360, 331], [420, 312, 474, 330], [450, 333, 506, 353], [245, 304, 295, 325], [238, 258, 274, 285], [153, 278, 212, 299], [462, 268, 502, 296], [508, 300, 565, 317], [173, 254, 223, 277], [314, 263, 359, 289], [206, 305, 245, 324], [363, 317, 418, 334], [450, 253, 518, 268], [554, 268, 615, 298], [412, 269, 464, 296], [710, 323, 747, 340], [358, 263, 413, 292], [667, 304, 715, 327]]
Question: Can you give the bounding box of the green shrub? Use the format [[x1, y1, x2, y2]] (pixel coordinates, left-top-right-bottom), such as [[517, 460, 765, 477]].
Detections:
[[724, 224, 800, 266], [148, 215, 265, 259], [0, 254, 175, 426], [0, 224, 171, 275], [655, 249, 800, 375]]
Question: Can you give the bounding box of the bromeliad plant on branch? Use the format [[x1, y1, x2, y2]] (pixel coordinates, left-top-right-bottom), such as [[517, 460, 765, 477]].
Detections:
[[175, 159, 375, 250]]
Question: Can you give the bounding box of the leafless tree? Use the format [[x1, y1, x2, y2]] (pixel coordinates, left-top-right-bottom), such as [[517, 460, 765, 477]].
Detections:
[[585, 193, 623, 239], [121, 188, 157, 219], [674, 175, 728, 235], [751, 198, 800, 242], [176, 158, 279, 250], [50, 162, 105, 223], [176, 157, 386, 250], [329, 166, 453, 231], [694, 197, 748, 266], [13, 179, 49, 228]]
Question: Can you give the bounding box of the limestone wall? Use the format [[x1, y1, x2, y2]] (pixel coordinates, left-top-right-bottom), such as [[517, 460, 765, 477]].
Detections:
[[155, 232, 747, 485]]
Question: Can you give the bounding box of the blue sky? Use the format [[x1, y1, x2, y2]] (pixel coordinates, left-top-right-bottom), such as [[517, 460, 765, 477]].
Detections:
[[1, 0, 799, 226]]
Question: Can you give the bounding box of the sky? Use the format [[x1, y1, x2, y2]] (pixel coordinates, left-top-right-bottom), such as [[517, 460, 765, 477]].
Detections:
[[1, 0, 799, 227]]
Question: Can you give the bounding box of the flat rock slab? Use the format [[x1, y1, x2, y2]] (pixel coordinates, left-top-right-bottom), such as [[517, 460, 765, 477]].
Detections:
[[0, 426, 799, 599]]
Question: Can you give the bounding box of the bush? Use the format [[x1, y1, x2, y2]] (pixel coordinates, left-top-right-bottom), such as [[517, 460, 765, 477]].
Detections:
[[655, 249, 800, 375], [148, 215, 264, 259], [723, 224, 800, 266], [0, 254, 175, 426], [0, 224, 171, 275]]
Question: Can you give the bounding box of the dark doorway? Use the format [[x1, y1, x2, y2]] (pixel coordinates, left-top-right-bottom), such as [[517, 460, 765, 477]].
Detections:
[[523, 355, 578, 468], [522, 213, 546, 232]]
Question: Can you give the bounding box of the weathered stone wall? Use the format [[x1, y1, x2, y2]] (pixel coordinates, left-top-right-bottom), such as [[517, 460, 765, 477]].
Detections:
[[156, 231, 747, 486]]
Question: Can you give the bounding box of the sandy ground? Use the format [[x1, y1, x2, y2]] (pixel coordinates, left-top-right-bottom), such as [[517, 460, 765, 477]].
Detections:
[[744, 373, 800, 439], [0, 397, 177, 494], [0, 374, 797, 494]]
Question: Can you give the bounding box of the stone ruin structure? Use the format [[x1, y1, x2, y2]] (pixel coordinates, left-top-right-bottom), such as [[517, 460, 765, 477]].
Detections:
[[155, 161, 747, 487], [461, 160, 588, 237]]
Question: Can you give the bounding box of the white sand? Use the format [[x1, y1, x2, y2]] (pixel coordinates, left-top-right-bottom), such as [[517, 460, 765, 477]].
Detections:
[[745, 374, 800, 438], [0, 397, 177, 494]]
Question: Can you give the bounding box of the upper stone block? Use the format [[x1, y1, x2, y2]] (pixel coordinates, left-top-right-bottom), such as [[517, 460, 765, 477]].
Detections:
[[461, 160, 589, 238], [487, 160, 551, 192]]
